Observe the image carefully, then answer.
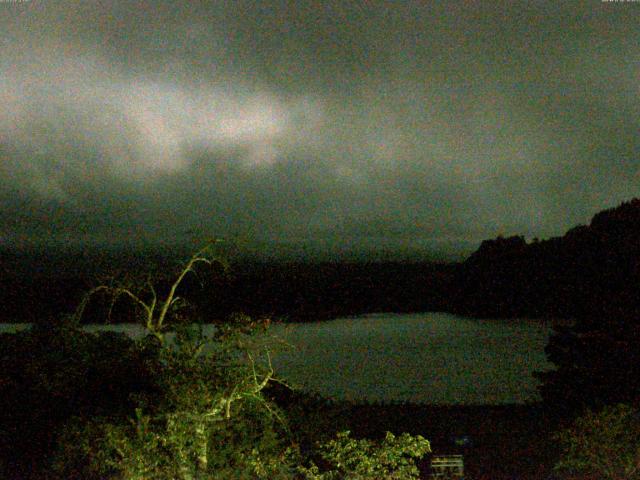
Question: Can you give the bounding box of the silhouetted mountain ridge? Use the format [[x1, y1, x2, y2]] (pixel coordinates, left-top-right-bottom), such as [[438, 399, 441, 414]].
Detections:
[[455, 198, 640, 319]]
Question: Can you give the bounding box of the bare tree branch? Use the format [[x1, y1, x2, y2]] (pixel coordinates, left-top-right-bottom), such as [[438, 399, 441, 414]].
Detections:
[[74, 240, 224, 344]]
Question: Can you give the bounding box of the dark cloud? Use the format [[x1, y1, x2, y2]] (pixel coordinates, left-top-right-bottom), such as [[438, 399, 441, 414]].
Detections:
[[1, 1, 639, 257]]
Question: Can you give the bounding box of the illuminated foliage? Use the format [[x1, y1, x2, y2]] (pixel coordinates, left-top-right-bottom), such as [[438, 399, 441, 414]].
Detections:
[[297, 430, 431, 480]]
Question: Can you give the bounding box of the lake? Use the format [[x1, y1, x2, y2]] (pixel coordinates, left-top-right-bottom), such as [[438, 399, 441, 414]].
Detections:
[[0, 312, 555, 405]]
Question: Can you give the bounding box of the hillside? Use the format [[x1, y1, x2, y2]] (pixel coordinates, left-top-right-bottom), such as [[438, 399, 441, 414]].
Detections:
[[454, 198, 640, 320]]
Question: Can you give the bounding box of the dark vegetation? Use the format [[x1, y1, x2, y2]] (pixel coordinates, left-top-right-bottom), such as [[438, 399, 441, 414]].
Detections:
[[0, 320, 158, 478], [0, 250, 456, 324], [1, 198, 640, 478], [452, 198, 640, 319], [2, 200, 639, 325]]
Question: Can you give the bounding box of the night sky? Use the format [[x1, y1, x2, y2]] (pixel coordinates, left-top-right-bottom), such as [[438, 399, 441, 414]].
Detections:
[[1, 1, 639, 258]]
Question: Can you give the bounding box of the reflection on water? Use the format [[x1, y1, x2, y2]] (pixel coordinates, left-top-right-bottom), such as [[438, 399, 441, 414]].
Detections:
[[0, 312, 554, 405]]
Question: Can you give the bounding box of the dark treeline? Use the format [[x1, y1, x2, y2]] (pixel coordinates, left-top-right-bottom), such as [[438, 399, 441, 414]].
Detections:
[[0, 250, 458, 324], [451, 198, 640, 320], [193, 261, 457, 323], [0, 247, 181, 324], [2, 198, 640, 325]]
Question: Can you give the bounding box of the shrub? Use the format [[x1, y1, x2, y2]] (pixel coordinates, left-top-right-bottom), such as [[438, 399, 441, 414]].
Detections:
[[297, 430, 431, 479], [554, 403, 640, 480], [0, 316, 155, 479], [52, 322, 296, 480]]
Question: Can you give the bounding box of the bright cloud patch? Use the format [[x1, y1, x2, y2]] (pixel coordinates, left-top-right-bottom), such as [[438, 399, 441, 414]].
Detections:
[[0, 51, 318, 193]]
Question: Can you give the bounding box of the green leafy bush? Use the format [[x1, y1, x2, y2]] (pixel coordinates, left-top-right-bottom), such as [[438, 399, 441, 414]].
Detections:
[[52, 323, 296, 480], [298, 430, 431, 479], [555, 403, 640, 480]]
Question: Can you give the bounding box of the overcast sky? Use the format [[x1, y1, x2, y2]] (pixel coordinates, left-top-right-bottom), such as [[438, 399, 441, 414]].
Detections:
[[1, 1, 639, 258]]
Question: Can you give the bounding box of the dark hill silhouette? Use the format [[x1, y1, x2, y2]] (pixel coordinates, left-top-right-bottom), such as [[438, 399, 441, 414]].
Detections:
[[1, 198, 639, 325], [528, 199, 640, 412], [0, 250, 456, 324], [454, 198, 640, 320]]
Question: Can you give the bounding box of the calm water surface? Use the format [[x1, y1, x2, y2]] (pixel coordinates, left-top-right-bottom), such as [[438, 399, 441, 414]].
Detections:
[[0, 312, 555, 405], [269, 312, 554, 404]]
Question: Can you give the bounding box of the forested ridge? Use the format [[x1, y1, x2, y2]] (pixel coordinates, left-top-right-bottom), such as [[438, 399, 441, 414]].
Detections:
[[2, 198, 640, 324], [452, 198, 640, 319]]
